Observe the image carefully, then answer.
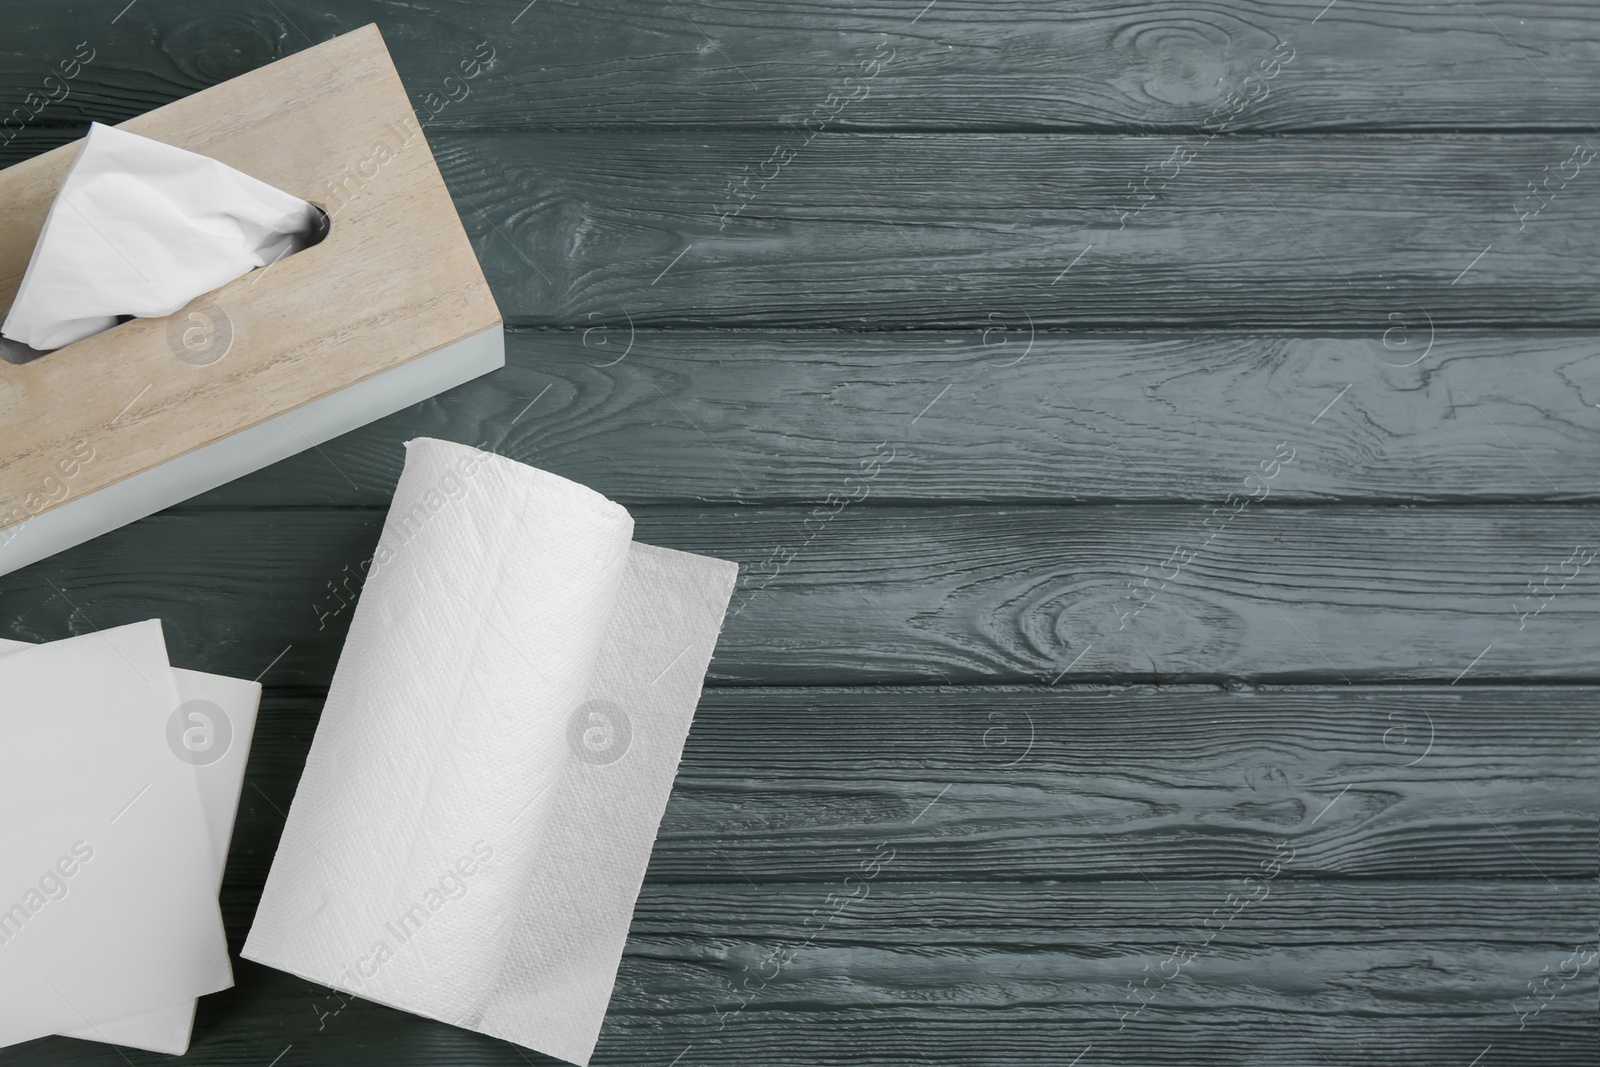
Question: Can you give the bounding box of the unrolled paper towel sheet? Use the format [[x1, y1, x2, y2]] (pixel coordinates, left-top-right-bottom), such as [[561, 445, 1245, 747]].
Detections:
[[243, 439, 738, 1065]]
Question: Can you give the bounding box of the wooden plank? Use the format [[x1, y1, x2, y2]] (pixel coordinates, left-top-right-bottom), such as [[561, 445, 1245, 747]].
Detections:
[[435, 131, 1600, 329], [3, 1, 1598, 133], [229, 687, 1598, 883], [2, 506, 1597, 686], [153, 328, 1600, 508], [589, 882, 1597, 1066], [17, 879, 1594, 1065], [6, 130, 1596, 330]]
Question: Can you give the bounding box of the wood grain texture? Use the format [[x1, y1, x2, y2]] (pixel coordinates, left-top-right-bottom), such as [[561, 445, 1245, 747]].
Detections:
[[152, 328, 1600, 508], [1, 505, 1595, 686], [430, 131, 1600, 329], [228, 687, 1598, 883], [13, 878, 1594, 1065], [1, 1, 1594, 1064], [3, 0, 1599, 133], [6, 130, 1596, 330]]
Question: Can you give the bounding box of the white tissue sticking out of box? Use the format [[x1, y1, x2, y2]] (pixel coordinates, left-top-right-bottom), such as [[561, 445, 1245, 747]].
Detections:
[[1, 121, 323, 351]]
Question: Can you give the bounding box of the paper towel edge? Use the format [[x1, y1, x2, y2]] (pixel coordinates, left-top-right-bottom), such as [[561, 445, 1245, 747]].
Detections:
[[475, 541, 738, 1066], [402, 437, 633, 531]]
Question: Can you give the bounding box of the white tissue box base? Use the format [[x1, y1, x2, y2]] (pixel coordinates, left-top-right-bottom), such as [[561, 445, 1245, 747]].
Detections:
[[0, 324, 503, 577]]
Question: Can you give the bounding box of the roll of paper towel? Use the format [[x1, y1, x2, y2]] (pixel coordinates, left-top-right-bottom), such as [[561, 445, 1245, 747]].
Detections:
[[243, 439, 737, 1065]]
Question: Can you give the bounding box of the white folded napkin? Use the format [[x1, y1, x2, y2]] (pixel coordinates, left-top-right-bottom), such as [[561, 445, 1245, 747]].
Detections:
[[1, 640, 261, 1056], [2, 122, 322, 351], [0, 621, 238, 1049], [244, 439, 737, 1065]]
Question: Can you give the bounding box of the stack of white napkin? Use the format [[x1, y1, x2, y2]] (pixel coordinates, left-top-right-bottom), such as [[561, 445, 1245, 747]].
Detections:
[[0, 620, 260, 1054]]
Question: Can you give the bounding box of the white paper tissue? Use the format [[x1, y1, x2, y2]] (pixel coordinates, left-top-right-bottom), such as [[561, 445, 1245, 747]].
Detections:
[[0, 621, 236, 1049], [0, 630, 259, 1054], [60, 655, 259, 1054], [2, 121, 322, 351], [244, 439, 737, 1065]]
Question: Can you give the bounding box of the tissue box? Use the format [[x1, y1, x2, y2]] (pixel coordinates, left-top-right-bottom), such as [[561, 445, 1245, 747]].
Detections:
[[0, 25, 503, 576]]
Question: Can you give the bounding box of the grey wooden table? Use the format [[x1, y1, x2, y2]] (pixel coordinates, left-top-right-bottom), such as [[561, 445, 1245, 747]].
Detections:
[[2, 1, 1597, 1064]]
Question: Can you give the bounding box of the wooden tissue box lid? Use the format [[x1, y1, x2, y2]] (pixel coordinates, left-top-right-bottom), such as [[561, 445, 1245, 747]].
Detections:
[[0, 23, 501, 533]]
